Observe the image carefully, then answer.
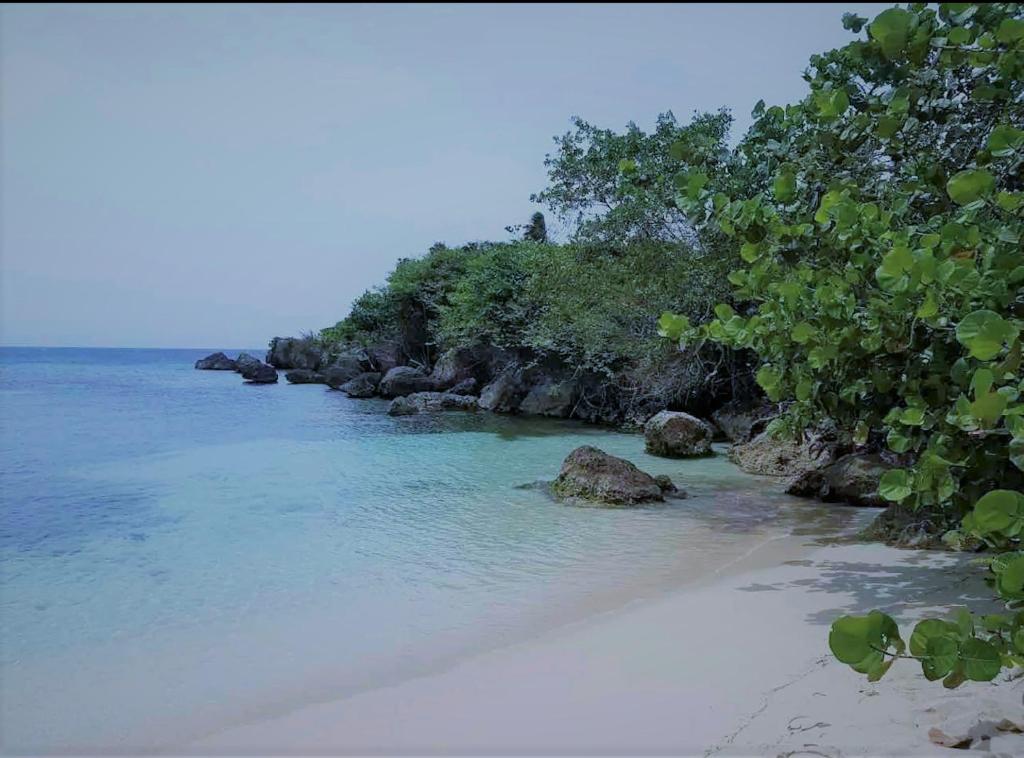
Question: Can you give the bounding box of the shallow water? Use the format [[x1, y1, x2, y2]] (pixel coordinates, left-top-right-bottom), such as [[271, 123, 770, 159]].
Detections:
[[0, 347, 861, 751]]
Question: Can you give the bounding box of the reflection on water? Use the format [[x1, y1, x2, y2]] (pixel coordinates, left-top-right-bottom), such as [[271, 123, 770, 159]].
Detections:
[[0, 348, 865, 751]]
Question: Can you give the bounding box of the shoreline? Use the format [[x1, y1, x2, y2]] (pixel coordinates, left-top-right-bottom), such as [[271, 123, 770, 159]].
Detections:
[[188, 533, 1023, 756]]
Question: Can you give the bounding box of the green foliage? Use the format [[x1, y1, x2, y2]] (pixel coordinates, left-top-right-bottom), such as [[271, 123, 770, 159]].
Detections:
[[656, 3, 1024, 686]]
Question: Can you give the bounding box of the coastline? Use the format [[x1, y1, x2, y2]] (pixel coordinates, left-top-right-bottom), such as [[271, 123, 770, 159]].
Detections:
[[189, 534, 1024, 756]]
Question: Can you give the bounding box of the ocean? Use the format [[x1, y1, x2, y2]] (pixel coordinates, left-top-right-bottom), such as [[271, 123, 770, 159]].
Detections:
[[0, 347, 856, 751]]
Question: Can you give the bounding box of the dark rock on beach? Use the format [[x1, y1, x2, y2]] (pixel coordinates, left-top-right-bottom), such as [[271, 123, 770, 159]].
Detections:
[[785, 453, 891, 508], [195, 352, 236, 370], [339, 372, 381, 398], [378, 366, 437, 398], [285, 369, 325, 384], [552, 446, 669, 505], [644, 410, 714, 458], [241, 362, 278, 384], [387, 391, 479, 416]]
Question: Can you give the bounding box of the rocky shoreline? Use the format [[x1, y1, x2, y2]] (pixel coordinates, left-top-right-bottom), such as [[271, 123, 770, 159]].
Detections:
[[194, 337, 932, 544]]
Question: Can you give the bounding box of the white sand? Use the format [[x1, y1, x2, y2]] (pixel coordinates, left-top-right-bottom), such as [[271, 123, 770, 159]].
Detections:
[[190, 538, 1024, 756]]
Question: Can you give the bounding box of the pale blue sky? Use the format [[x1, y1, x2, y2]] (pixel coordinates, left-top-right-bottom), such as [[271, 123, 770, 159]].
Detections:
[[1, 3, 890, 348]]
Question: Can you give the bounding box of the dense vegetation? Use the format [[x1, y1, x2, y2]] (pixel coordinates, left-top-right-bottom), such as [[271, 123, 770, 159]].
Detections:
[[656, 2, 1024, 686], [321, 112, 751, 420]]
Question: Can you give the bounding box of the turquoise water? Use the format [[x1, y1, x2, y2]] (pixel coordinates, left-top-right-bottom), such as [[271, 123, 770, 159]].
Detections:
[[0, 348, 856, 752]]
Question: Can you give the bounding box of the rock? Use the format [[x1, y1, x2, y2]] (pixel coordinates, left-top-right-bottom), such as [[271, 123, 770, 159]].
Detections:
[[378, 366, 437, 398], [386, 392, 479, 416], [322, 358, 365, 389], [447, 378, 479, 396], [478, 369, 528, 413], [711, 401, 779, 443], [429, 345, 509, 390], [241, 362, 278, 384], [860, 503, 949, 549], [266, 337, 322, 370], [364, 343, 403, 374], [728, 430, 832, 477], [233, 352, 262, 374], [551, 446, 665, 505], [519, 378, 579, 418], [195, 352, 236, 370], [285, 369, 325, 384], [338, 372, 381, 398], [654, 474, 687, 499], [644, 410, 714, 458], [785, 453, 891, 507]]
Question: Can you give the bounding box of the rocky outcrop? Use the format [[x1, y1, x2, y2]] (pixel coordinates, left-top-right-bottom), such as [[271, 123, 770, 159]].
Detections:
[[285, 369, 325, 384], [860, 503, 949, 548], [644, 411, 714, 458], [195, 352, 236, 370], [519, 378, 579, 418], [785, 453, 891, 507], [728, 430, 833, 477], [429, 345, 510, 390], [323, 362, 365, 390], [338, 372, 381, 398], [378, 366, 437, 398], [234, 352, 262, 374], [551, 446, 669, 505], [447, 378, 479, 396], [364, 343, 404, 374], [386, 392, 479, 416], [478, 368, 528, 412], [266, 337, 322, 370], [711, 400, 779, 443], [241, 362, 278, 384]]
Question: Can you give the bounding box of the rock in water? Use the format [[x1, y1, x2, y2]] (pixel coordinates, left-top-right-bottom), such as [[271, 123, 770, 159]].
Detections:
[[387, 392, 479, 416], [338, 372, 381, 398], [285, 369, 325, 384], [478, 369, 527, 412], [233, 352, 262, 374], [195, 352, 236, 370], [378, 367, 437, 398], [785, 453, 891, 507], [552, 446, 667, 505], [518, 378, 579, 418], [241, 362, 278, 384], [265, 337, 323, 370], [644, 410, 714, 458], [728, 430, 832, 477]]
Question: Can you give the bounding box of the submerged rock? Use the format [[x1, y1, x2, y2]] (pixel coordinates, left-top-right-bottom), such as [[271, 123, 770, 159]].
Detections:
[[552, 446, 666, 505], [266, 337, 323, 370], [387, 391, 479, 416], [378, 366, 437, 398], [785, 453, 891, 507], [195, 352, 236, 371], [644, 410, 714, 458], [241, 362, 278, 384], [339, 372, 381, 398], [233, 352, 263, 374], [728, 430, 832, 477], [285, 369, 325, 384]]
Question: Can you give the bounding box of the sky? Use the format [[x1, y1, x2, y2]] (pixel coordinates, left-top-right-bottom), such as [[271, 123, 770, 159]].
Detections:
[[1, 2, 891, 349]]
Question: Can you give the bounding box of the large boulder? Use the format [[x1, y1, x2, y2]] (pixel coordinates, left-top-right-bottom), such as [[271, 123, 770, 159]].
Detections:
[[285, 369, 325, 384], [378, 366, 437, 398], [644, 411, 714, 458], [266, 337, 322, 370], [711, 401, 779, 443], [338, 372, 381, 398], [241, 362, 278, 384], [323, 356, 368, 391], [364, 343, 404, 374], [519, 378, 579, 418], [233, 352, 263, 374], [429, 345, 509, 390], [387, 392, 479, 416], [478, 369, 528, 413], [195, 352, 236, 370], [552, 446, 670, 505], [785, 453, 891, 507], [728, 430, 833, 477]]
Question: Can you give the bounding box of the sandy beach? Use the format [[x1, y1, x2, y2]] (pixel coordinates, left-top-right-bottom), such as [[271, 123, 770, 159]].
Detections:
[[190, 536, 1024, 756]]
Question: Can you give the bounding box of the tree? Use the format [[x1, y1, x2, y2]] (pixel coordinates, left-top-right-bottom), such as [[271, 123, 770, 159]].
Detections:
[[524, 211, 548, 243], [660, 2, 1024, 686]]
